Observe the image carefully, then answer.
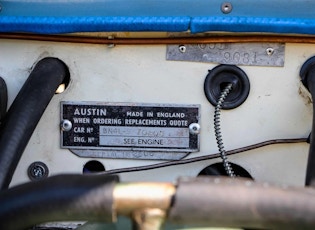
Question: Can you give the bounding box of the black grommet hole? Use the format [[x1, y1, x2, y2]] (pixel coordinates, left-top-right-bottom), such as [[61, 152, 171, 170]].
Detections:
[[83, 160, 105, 174], [198, 162, 253, 179]]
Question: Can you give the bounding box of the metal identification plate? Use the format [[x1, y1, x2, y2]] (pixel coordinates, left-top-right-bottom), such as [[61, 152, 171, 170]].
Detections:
[[166, 43, 285, 66], [61, 102, 200, 160]]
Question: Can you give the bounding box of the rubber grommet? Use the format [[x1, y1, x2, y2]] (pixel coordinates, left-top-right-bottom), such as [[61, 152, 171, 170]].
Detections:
[[198, 162, 253, 179], [204, 64, 250, 109]]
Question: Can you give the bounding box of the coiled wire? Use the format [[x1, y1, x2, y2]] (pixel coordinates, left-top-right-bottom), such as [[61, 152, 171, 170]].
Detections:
[[214, 83, 236, 177]]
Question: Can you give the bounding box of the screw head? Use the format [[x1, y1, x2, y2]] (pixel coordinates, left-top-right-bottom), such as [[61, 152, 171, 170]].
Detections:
[[266, 47, 274, 56], [221, 2, 233, 14], [61, 119, 72, 131], [28, 162, 49, 181], [189, 123, 201, 135], [179, 45, 186, 53]]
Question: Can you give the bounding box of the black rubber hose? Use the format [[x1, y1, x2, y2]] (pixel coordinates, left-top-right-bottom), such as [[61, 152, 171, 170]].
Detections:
[[0, 57, 69, 190], [300, 56, 315, 186], [0, 174, 118, 230]]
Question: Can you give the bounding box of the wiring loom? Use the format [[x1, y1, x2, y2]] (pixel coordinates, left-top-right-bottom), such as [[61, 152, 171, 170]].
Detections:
[[102, 138, 307, 175]]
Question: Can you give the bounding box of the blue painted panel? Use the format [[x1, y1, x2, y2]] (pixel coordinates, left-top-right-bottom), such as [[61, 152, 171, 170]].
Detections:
[[0, 0, 315, 34]]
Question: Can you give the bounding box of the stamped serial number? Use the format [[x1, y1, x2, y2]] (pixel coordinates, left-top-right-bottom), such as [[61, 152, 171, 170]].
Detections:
[[166, 43, 285, 67]]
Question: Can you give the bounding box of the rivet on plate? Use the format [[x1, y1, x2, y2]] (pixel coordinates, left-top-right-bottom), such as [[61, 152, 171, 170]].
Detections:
[[179, 45, 187, 53], [266, 47, 274, 56], [189, 123, 201, 135], [61, 119, 72, 131]]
